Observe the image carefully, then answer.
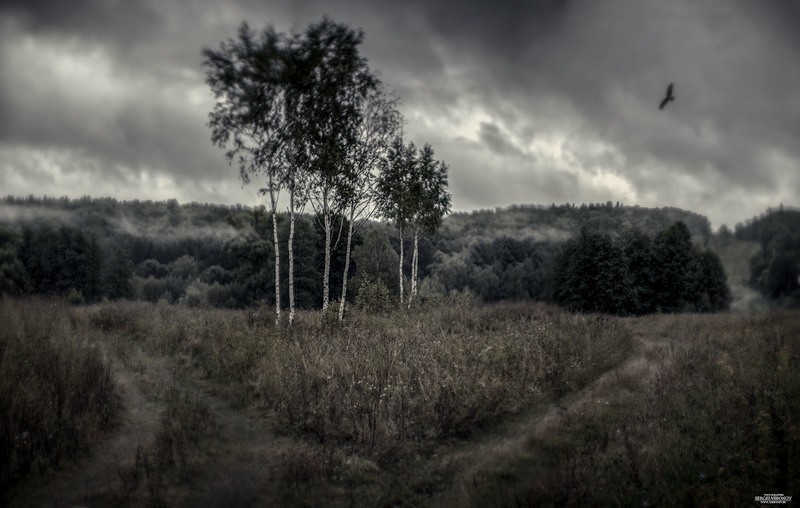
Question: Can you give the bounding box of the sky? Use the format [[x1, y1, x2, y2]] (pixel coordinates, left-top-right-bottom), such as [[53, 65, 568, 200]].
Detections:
[[1, 0, 798, 229]]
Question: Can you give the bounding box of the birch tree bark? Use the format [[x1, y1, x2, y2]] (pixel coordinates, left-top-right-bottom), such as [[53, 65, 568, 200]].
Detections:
[[269, 179, 281, 325], [398, 225, 405, 305], [338, 211, 355, 320], [321, 207, 332, 311], [409, 226, 419, 307], [288, 188, 296, 326]]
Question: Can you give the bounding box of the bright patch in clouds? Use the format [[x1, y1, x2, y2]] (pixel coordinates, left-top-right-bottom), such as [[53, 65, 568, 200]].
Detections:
[[0, 0, 798, 228]]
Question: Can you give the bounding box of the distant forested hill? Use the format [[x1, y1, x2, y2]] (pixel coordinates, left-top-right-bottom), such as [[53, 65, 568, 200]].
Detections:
[[0, 194, 777, 312], [434, 202, 712, 254]]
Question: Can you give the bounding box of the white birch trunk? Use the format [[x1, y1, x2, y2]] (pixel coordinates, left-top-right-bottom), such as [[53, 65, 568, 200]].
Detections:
[[288, 191, 296, 326], [322, 211, 331, 311], [271, 206, 281, 326], [398, 225, 404, 305], [338, 209, 355, 321], [409, 227, 419, 308]]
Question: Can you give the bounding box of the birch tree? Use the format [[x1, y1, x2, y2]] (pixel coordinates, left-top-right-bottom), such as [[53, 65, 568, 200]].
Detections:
[[204, 23, 288, 325], [299, 18, 377, 312], [376, 137, 416, 305], [337, 86, 401, 319], [408, 145, 451, 306]]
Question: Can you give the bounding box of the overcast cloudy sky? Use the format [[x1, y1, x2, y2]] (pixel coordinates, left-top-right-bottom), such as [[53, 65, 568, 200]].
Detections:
[[1, 0, 798, 228]]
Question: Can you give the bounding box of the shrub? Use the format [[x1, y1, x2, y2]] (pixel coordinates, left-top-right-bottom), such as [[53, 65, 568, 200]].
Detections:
[[65, 288, 85, 305], [354, 277, 393, 313], [182, 281, 208, 308]]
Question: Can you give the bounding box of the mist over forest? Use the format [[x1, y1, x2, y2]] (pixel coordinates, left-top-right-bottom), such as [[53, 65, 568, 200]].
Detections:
[[1, 195, 797, 313]]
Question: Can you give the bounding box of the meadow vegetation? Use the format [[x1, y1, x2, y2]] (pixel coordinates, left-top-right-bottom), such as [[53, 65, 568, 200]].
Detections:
[[88, 299, 635, 462], [463, 311, 800, 506], [0, 298, 119, 498], [2, 297, 798, 506]]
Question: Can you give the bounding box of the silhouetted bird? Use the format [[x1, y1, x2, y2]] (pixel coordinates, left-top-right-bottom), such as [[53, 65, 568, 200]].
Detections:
[[659, 83, 675, 110]]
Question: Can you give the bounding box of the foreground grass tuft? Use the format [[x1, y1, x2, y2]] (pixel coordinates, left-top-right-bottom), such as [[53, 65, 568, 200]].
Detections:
[[0, 298, 120, 497], [116, 388, 213, 507]]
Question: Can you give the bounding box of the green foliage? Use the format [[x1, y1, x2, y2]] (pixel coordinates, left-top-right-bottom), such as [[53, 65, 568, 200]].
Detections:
[[354, 277, 393, 313], [182, 280, 209, 308], [102, 244, 134, 300], [0, 226, 28, 296], [690, 248, 731, 311], [65, 288, 85, 305], [739, 208, 800, 305], [135, 258, 168, 278], [621, 229, 657, 314], [18, 223, 102, 301], [199, 264, 234, 285], [553, 222, 729, 315], [281, 216, 321, 309], [351, 227, 399, 297], [0, 196, 750, 313], [554, 228, 634, 314], [653, 221, 694, 311]]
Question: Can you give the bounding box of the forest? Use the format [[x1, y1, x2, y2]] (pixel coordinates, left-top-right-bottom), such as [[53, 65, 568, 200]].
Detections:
[[2, 195, 796, 314]]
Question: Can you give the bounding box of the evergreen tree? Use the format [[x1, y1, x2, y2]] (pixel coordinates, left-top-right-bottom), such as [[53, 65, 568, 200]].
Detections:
[[0, 226, 29, 296], [690, 248, 730, 312], [621, 229, 657, 314], [553, 228, 633, 315], [653, 222, 694, 312], [103, 243, 134, 300]]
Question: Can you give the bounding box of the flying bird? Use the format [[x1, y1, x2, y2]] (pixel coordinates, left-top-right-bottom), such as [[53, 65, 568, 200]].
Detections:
[[659, 83, 675, 110]]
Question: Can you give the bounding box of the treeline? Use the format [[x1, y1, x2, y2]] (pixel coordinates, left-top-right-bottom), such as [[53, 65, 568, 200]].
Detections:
[[437, 201, 714, 254], [1, 196, 738, 316], [0, 210, 366, 309], [552, 223, 729, 315], [734, 206, 800, 306]]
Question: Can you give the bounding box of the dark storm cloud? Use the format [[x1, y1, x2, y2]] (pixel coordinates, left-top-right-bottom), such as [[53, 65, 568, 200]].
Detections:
[[1, 0, 162, 45], [478, 122, 526, 159], [0, 0, 797, 227], [353, 0, 800, 225]]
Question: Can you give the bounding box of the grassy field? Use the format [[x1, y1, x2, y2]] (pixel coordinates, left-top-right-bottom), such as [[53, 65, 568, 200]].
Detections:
[[1, 297, 798, 506]]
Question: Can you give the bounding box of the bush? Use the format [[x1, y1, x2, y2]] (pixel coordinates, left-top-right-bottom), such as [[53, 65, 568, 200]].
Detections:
[[65, 288, 85, 305], [355, 278, 393, 314], [182, 281, 208, 308]]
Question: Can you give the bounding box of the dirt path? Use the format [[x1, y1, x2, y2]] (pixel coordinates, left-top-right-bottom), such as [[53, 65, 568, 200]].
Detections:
[[17, 338, 284, 508], [15, 317, 677, 507], [428, 318, 674, 506]]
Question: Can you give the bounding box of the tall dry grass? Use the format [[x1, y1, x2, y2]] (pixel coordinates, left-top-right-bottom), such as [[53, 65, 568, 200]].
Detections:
[[115, 388, 213, 507], [87, 300, 635, 466], [468, 311, 800, 506], [0, 298, 119, 497]]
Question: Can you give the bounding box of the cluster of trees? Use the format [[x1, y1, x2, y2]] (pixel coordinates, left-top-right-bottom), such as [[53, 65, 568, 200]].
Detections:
[[203, 17, 450, 323], [377, 140, 451, 306], [0, 223, 131, 303], [734, 206, 800, 305], [427, 237, 555, 303], [553, 222, 729, 315], [1, 199, 737, 317]]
